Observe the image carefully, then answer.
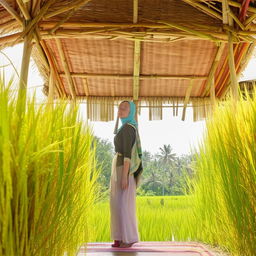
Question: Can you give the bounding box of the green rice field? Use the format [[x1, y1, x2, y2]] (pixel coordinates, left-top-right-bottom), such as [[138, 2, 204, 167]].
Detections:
[[88, 195, 197, 242]]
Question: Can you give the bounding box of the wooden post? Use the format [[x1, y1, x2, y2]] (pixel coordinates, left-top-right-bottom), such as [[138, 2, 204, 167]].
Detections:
[[227, 31, 239, 101], [47, 70, 54, 105], [17, 32, 33, 113], [134, 100, 139, 124], [222, 0, 239, 101]]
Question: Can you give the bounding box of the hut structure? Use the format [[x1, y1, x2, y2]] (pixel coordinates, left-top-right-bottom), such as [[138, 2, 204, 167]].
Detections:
[[0, 0, 256, 122], [239, 78, 256, 98]]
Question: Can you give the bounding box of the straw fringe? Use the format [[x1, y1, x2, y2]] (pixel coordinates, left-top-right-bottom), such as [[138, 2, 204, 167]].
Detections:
[[85, 96, 214, 122]]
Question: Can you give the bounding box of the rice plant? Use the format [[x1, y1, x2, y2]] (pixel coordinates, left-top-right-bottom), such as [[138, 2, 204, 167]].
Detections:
[[88, 195, 196, 242], [0, 78, 101, 256], [187, 88, 256, 256]]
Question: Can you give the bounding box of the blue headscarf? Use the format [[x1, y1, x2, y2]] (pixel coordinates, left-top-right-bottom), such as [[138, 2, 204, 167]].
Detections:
[[117, 101, 138, 133]]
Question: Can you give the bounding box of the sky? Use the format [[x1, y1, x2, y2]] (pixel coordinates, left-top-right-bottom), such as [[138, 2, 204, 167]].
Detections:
[[1, 43, 255, 156]]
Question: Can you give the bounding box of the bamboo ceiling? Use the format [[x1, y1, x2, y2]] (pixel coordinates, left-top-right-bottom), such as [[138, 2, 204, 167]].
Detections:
[[0, 0, 256, 121]]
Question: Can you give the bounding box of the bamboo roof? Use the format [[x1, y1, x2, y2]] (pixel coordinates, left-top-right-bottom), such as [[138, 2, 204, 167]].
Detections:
[[0, 0, 256, 121]]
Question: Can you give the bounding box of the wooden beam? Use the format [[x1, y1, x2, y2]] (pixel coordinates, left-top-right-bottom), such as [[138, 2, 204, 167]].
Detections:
[[59, 73, 208, 80], [182, 80, 194, 121], [0, 0, 23, 25], [202, 43, 225, 97], [55, 38, 76, 100]]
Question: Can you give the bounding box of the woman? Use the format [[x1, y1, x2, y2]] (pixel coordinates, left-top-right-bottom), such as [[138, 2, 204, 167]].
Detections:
[[109, 100, 143, 248]]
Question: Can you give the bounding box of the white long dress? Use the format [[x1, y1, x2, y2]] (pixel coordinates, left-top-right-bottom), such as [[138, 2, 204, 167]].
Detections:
[[109, 153, 140, 243]]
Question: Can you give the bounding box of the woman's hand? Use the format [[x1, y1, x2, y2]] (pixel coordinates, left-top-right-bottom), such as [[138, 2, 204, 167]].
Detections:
[[121, 174, 129, 190], [121, 159, 130, 190]]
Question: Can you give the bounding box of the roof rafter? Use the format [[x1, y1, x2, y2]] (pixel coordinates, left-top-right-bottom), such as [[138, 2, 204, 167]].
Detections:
[[59, 73, 208, 80], [201, 42, 225, 97], [0, 0, 23, 25], [55, 38, 77, 100], [182, 80, 195, 121], [181, 0, 223, 20]]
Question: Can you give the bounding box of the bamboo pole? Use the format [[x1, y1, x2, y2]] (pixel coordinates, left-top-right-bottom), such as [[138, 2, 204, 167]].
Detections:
[[44, 0, 91, 19], [16, 0, 30, 20], [181, 0, 223, 20], [182, 80, 194, 121], [133, 0, 139, 24], [40, 40, 66, 97], [219, 42, 254, 100], [147, 19, 226, 42], [202, 43, 225, 97], [210, 76, 216, 112], [49, 0, 92, 33], [47, 69, 54, 104], [33, 27, 50, 72], [228, 8, 245, 30], [20, 0, 57, 39], [39, 21, 224, 30], [0, 0, 23, 25], [39, 29, 231, 42], [244, 14, 256, 29], [223, 0, 239, 101], [0, 32, 22, 45], [82, 78, 89, 96], [133, 0, 140, 101], [59, 73, 208, 80], [133, 0, 140, 122], [200, 0, 256, 14], [17, 31, 33, 113], [55, 38, 76, 100]]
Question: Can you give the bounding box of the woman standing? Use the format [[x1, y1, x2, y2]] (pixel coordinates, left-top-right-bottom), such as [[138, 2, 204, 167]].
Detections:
[[109, 100, 143, 248]]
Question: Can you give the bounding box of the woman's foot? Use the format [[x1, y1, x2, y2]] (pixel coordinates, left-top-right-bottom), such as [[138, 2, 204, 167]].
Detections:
[[119, 241, 136, 248], [111, 240, 121, 247]]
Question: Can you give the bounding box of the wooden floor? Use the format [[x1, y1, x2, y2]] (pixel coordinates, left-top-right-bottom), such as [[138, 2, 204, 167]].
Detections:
[[77, 241, 220, 256]]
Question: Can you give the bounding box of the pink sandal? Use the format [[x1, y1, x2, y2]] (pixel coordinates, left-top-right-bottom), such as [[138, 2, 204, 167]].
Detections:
[[111, 240, 121, 247]]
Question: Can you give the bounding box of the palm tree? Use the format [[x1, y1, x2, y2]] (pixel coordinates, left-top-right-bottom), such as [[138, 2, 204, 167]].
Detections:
[[157, 144, 177, 165], [142, 160, 162, 194], [157, 144, 177, 194], [142, 150, 152, 169]]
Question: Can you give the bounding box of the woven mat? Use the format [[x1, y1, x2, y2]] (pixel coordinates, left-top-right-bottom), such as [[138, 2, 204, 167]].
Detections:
[[78, 241, 216, 255]]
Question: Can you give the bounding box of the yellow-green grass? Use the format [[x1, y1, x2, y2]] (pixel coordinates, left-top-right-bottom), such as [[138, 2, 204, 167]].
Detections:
[[0, 79, 101, 256], [88, 195, 196, 242], [188, 89, 256, 256]]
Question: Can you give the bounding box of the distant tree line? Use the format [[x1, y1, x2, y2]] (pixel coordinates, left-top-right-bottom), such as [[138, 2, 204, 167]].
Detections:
[[94, 137, 196, 196]]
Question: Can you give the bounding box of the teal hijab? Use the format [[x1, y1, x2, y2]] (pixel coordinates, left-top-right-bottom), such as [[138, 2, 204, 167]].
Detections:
[[117, 101, 138, 133]]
